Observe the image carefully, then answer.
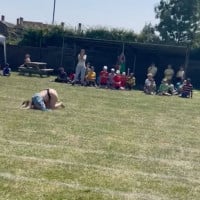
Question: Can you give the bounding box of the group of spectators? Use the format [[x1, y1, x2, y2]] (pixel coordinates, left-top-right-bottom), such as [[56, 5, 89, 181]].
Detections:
[[5, 49, 191, 98], [144, 63, 193, 98], [55, 48, 193, 98], [55, 49, 136, 90]]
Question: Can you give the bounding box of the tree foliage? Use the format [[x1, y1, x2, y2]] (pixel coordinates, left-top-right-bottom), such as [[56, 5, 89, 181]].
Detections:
[[84, 27, 138, 42], [17, 24, 161, 47], [137, 23, 160, 43], [155, 0, 200, 45]]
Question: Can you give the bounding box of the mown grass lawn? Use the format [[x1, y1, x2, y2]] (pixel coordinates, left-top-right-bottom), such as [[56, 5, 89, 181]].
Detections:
[[0, 73, 200, 200]]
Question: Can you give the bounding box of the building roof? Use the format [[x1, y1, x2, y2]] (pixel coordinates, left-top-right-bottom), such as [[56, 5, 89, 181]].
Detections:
[[0, 21, 15, 28], [65, 36, 187, 56]]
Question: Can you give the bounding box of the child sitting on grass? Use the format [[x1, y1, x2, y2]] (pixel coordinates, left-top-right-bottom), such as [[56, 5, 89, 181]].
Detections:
[[3, 63, 11, 76]]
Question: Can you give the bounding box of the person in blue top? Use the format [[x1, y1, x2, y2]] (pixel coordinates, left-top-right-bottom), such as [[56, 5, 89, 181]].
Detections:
[[3, 63, 11, 76]]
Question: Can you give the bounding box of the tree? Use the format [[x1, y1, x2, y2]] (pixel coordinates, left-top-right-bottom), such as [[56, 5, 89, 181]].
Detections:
[[137, 23, 160, 43], [155, 0, 200, 46]]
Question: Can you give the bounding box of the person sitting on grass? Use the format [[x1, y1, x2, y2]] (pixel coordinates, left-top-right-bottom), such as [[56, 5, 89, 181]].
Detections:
[[126, 72, 136, 90], [107, 68, 116, 89], [21, 88, 65, 111], [85, 66, 96, 87], [99, 66, 109, 88], [157, 78, 172, 96], [121, 72, 127, 88], [113, 70, 124, 90], [180, 78, 193, 98], [55, 67, 68, 83], [144, 73, 156, 95], [3, 63, 11, 76]]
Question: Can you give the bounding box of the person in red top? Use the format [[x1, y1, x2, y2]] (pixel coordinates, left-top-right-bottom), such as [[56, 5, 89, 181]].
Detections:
[[99, 66, 109, 88], [121, 72, 127, 89], [113, 70, 123, 89]]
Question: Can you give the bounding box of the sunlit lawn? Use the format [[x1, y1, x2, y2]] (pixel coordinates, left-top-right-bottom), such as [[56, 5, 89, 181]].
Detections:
[[0, 73, 200, 200]]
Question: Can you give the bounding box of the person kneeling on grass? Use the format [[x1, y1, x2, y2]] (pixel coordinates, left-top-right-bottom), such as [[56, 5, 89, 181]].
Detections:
[[21, 88, 65, 111]]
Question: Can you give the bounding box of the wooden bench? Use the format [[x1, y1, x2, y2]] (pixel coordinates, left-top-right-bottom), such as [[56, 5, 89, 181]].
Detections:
[[18, 62, 54, 77]]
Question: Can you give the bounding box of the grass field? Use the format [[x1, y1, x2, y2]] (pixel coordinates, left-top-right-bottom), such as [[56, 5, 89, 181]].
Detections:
[[0, 73, 200, 200]]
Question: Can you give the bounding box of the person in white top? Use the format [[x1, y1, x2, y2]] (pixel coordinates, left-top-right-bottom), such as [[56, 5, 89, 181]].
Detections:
[[176, 66, 185, 83], [73, 49, 87, 85], [144, 73, 156, 94]]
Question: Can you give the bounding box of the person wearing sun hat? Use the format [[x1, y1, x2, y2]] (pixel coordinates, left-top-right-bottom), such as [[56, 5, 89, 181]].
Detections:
[[99, 65, 109, 88], [144, 73, 156, 94], [113, 70, 123, 89]]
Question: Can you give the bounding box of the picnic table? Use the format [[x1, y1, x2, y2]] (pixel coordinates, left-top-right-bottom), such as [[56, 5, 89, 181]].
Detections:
[[18, 62, 54, 77]]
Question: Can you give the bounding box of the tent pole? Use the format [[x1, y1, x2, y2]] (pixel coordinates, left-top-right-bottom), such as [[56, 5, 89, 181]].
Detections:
[[184, 45, 190, 78], [4, 40, 7, 64], [133, 54, 137, 73]]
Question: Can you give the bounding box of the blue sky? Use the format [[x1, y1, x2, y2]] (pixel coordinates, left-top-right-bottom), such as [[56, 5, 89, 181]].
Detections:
[[1, 0, 160, 33]]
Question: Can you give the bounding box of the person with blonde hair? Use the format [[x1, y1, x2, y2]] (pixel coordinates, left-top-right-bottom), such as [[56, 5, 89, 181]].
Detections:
[[144, 73, 156, 94], [72, 49, 87, 86], [21, 88, 64, 111]]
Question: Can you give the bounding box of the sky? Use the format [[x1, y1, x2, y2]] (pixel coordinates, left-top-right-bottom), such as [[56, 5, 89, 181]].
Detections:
[[1, 0, 160, 33]]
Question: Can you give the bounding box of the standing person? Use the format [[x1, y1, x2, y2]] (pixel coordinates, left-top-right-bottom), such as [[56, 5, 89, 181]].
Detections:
[[147, 63, 157, 78], [117, 52, 126, 73], [164, 64, 174, 84], [176, 66, 185, 83], [72, 49, 87, 86], [21, 88, 65, 111]]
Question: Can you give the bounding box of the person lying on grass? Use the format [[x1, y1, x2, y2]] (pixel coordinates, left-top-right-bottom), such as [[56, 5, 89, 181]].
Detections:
[[21, 88, 65, 111]]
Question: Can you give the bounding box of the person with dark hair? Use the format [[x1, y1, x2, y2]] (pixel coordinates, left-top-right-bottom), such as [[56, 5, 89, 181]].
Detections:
[[55, 67, 68, 83], [180, 78, 193, 98], [3, 63, 11, 76], [126, 73, 136, 90], [20, 88, 65, 111]]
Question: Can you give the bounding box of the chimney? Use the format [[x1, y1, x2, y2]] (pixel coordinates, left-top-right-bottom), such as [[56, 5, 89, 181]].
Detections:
[[16, 18, 20, 25], [78, 23, 82, 32], [1, 15, 5, 21], [61, 22, 65, 29], [20, 17, 23, 25]]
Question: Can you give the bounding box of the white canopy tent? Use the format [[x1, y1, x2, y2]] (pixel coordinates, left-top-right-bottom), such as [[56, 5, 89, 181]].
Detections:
[[0, 34, 7, 64]]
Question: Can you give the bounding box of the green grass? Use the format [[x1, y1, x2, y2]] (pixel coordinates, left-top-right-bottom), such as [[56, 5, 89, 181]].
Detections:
[[0, 73, 200, 200]]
